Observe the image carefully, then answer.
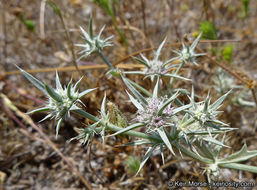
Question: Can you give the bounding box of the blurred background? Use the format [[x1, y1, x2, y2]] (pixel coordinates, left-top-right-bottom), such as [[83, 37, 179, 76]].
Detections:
[[0, 0, 256, 189]]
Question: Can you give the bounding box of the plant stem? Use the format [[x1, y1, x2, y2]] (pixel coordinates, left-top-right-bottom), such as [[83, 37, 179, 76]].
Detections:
[[98, 51, 115, 70], [73, 109, 212, 164], [73, 109, 160, 142]]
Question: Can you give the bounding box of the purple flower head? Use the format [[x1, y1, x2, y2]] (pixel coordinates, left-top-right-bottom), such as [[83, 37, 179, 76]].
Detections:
[[135, 97, 174, 132]]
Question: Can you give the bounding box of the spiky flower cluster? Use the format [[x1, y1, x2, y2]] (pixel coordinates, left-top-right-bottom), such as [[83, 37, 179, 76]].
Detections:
[[135, 97, 173, 132], [173, 33, 206, 65], [144, 60, 167, 76], [188, 89, 231, 126], [17, 66, 96, 137], [75, 17, 113, 60], [125, 39, 183, 81], [41, 77, 87, 122]]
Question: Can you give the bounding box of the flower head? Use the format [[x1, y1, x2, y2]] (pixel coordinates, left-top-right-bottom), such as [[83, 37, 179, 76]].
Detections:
[[135, 96, 174, 132], [188, 88, 231, 126], [75, 17, 113, 60], [17, 66, 96, 137], [173, 33, 205, 65], [125, 39, 186, 81]]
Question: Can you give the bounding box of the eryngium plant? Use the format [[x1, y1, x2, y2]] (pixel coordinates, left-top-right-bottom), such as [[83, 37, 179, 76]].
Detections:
[[17, 18, 257, 183], [124, 39, 189, 81], [16, 66, 96, 137]]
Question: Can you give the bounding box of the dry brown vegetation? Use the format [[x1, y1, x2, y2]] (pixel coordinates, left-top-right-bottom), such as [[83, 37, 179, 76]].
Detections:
[[0, 0, 256, 189]]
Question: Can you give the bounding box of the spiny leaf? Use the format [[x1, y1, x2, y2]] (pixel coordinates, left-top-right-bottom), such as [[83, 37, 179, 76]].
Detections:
[[89, 15, 94, 39], [101, 92, 107, 114], [153, 78, 159, 99], [136, 145, 157, 175], [27, 107, 51, 114], [210, 90, 231, 110], [55, 71, 63, 90], [132, 56, 150, 68], [15, 65, 47, 95], [55, 118, 63, 138], [219, 144, 257, 164], [122, 76, 147, 106], [67, 79, 73, 99], [157, 127, 175, 155], [126, 91, 144, 111], [109, 123, 145, 137], [78, 88, 97, 99], [45, 84, 63, 102], [158, 92, 179, 115], [154, 38, 166, 61]]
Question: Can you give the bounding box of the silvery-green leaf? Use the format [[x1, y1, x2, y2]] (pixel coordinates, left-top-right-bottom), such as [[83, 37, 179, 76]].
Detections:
[[39, 114, 52, 123], [45, 84, 63, 102], [124, 71, 145, 75], [173, 104, 191, 115], [127, 79, 152, 97], [160, 144, 165, 164], [16, 65, 47, 95], [74, 77, 83, 91], [109, 123, 145, 137], [126, 91, 144, 110], [136, 145, 157, 175], [216, 134, 227, 158], [181, 113, 189, 124], [122, 76, 147, 106], [202, 137, 230, 148], [219, 144, 257, 164], [89, 15, 94, 39], [133, 56, 150, 68], [55, 118, 63, 138], [27, 107, 51, 114], [210, 90, 231, 111], [158, 92, 179, 115], [153, 78, 159, 99], [55, 71, 63, 90], [101, 92, 107, 114], [171, 88, 190, 95], [170, 123, 177, 138], [219, 163, 257, 174], [122, 140, 153, 146], [103, 35, 114, 42], [154, 38, 166, 61], [79, 26, 90, 42], [190, 32, 202, 50], [97, 25, 106, 39], [203, 93, 210, 113], [164, 74, 191, 81], [163, 57, 179, 66], [70, 104, 80, 111], [157, 127, 175, 155], [194, 141, 215, 160], [140, 53, 150, 65], [78, 88, 97, 99], [67, 79, 73, 99], [211, 119, 229, 126]]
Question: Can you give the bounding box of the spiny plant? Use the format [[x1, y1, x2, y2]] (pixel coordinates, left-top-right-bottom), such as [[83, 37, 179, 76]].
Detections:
[[16, 16, 257, 183]]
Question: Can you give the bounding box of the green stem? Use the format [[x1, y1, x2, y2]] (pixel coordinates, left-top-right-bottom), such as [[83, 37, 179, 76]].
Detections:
[[98, 51, 115, 70], [219, 163, 257, 174], [73, 109, 212, 164], [73, 109, 160, 142]]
